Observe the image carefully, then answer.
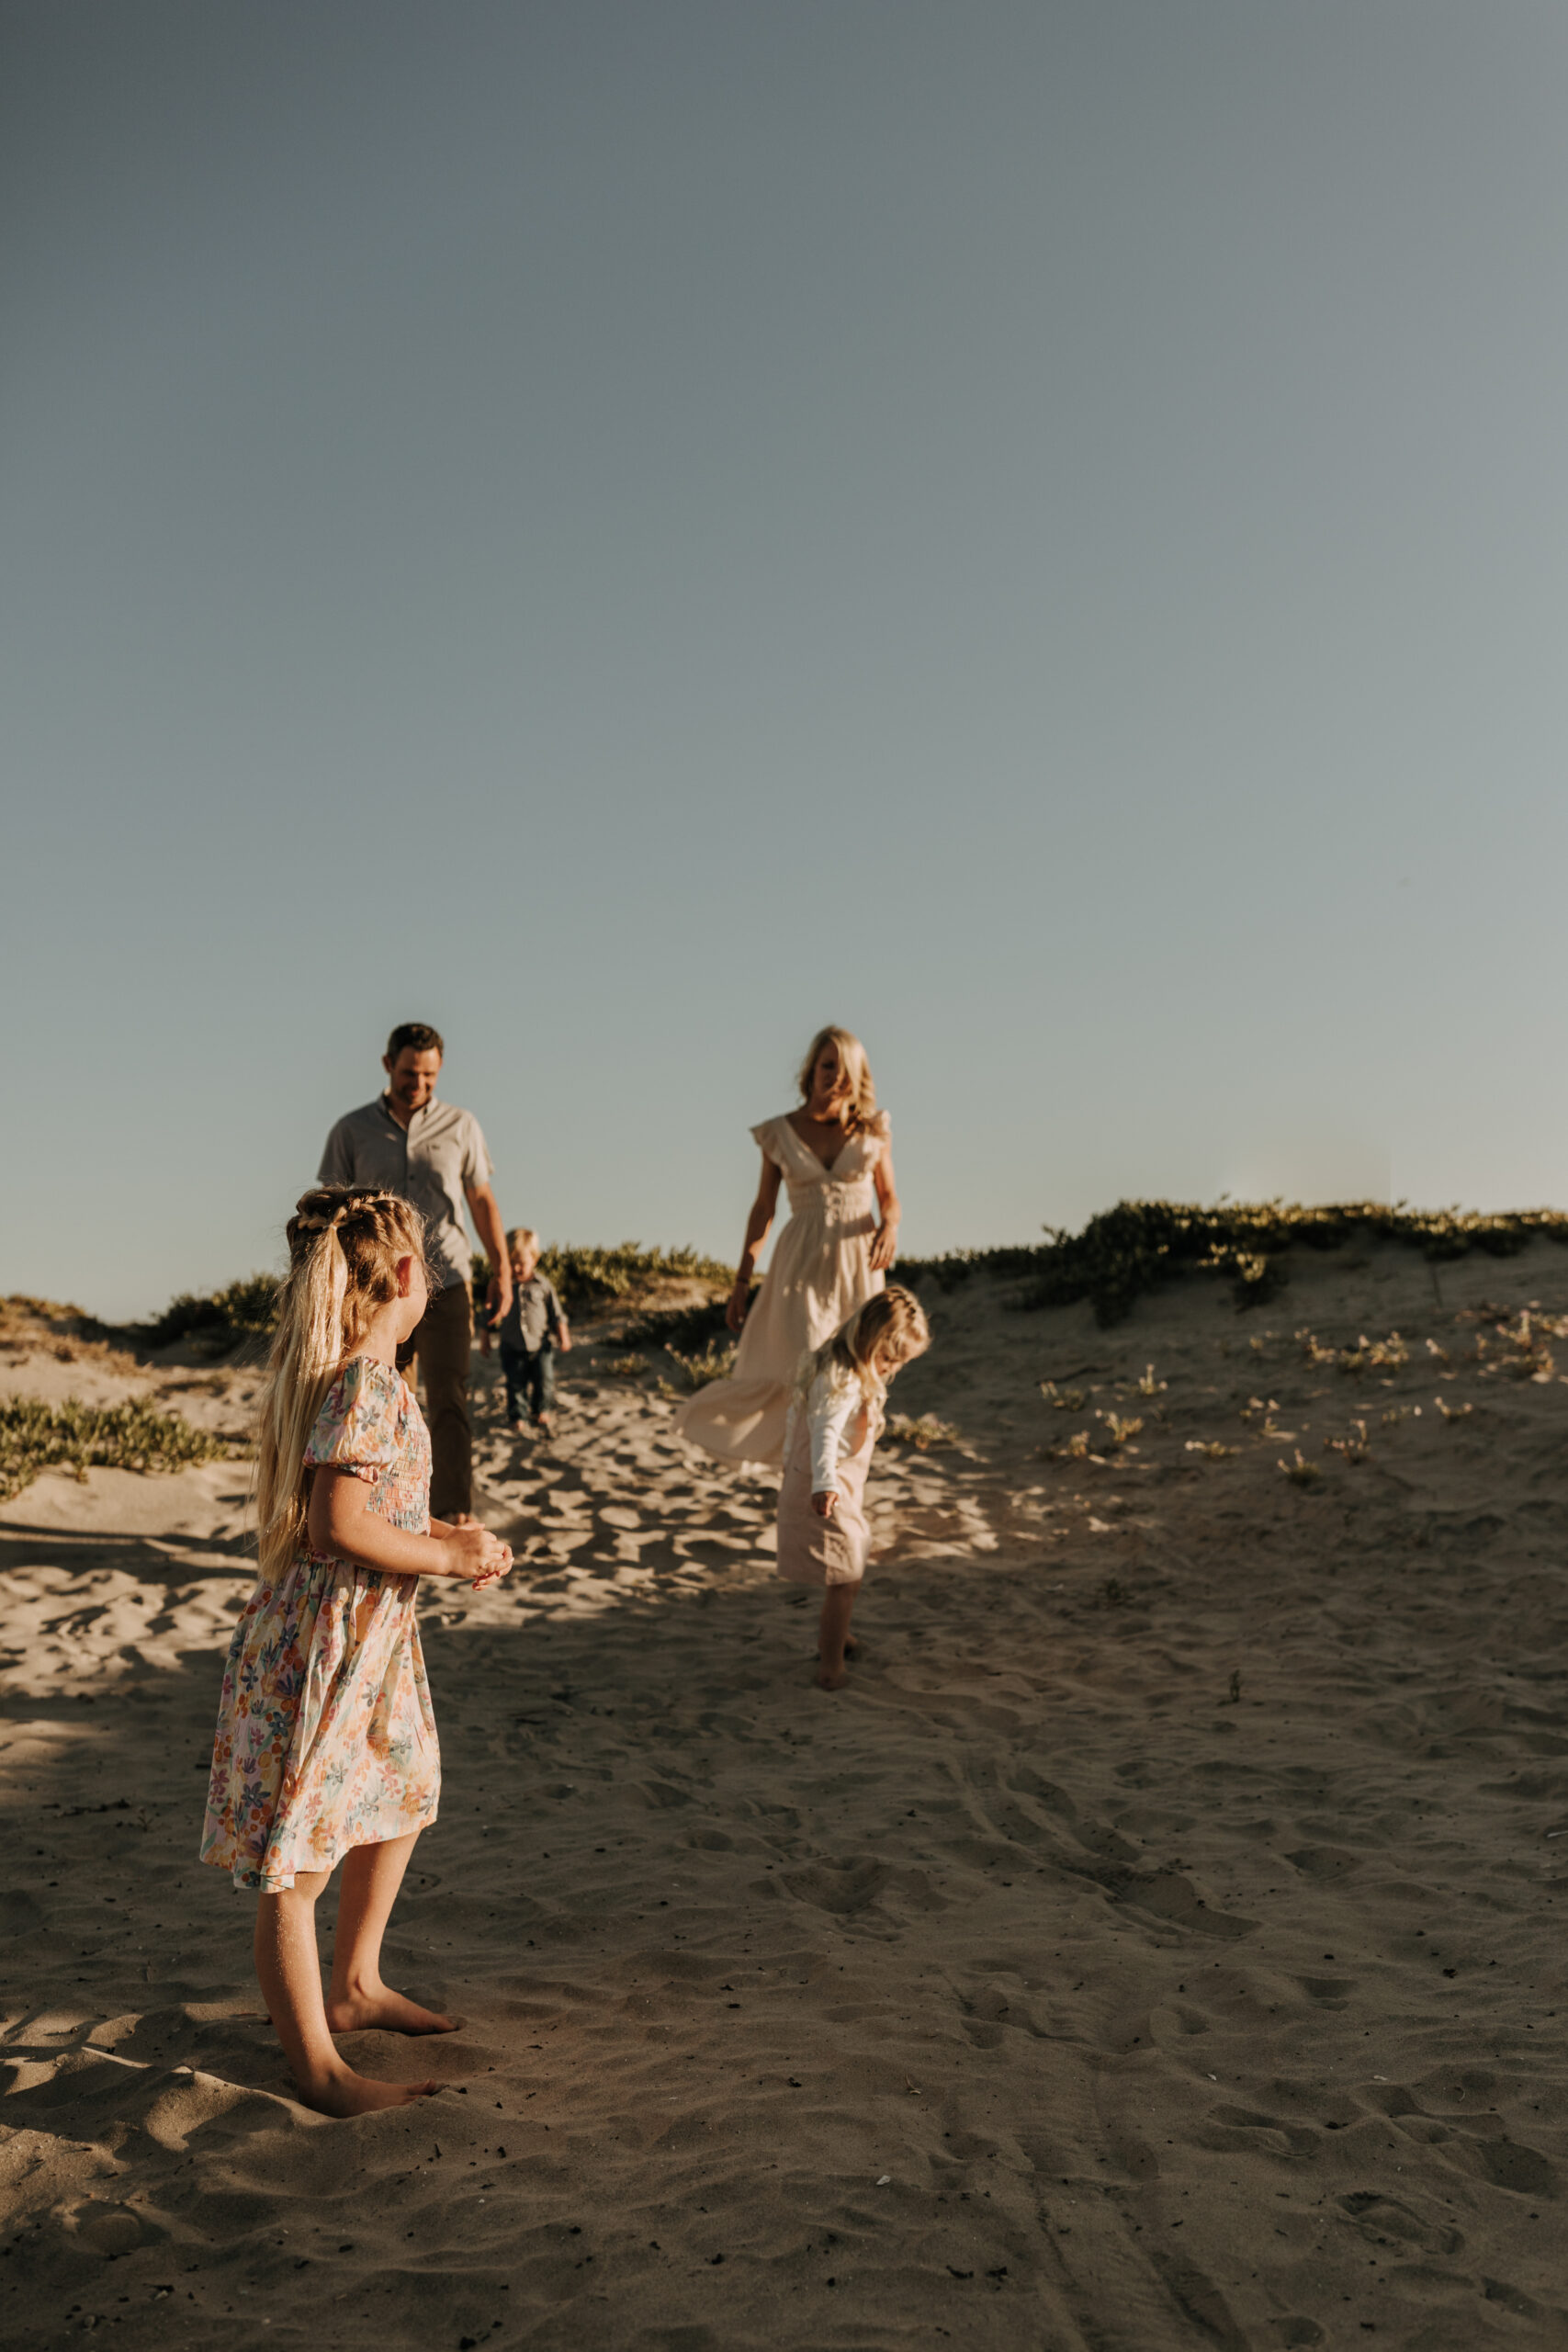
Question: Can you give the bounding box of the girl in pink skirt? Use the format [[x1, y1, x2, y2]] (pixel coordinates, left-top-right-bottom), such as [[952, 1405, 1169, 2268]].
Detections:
[[776, 1285, 930, 1688]]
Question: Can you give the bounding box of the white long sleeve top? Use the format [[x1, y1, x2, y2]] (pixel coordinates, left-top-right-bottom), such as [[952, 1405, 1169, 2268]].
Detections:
[[793, 1367, 884, 1493]]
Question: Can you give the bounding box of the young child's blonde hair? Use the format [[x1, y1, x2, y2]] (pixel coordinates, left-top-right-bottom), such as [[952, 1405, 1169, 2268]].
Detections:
[[255, 1187, 427, 1581], [795, 1283, 930, 1405], [505, 1227, 540, 1259], [795, 1025, 878, 1132]]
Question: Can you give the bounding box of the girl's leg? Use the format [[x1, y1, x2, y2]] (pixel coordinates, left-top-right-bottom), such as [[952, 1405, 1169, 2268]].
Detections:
[[254, 1868, 439, 2117], [324, 1829, 455, 2037], [818, 1582, 859, 1690]]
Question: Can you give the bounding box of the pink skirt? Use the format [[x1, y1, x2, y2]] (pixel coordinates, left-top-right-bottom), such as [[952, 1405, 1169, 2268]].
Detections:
[[775, 1399, 876, 1588]]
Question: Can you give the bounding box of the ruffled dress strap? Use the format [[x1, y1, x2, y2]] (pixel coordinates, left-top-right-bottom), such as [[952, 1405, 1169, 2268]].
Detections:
[[750, 1114, 792, 1168]]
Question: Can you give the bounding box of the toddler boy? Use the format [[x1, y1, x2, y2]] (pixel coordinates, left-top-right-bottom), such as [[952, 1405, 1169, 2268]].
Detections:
[[496, 1228, 570, 1436]]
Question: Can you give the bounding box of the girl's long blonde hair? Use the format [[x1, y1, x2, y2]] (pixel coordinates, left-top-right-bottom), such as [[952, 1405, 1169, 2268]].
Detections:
[[255, 1187, 426, 1580], [796, 1025, 877, 1133], [795, 1284, 930, 1405]]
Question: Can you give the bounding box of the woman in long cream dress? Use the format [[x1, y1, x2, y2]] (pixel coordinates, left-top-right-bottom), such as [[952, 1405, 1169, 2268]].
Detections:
[[674, 1026, 902, 1471]]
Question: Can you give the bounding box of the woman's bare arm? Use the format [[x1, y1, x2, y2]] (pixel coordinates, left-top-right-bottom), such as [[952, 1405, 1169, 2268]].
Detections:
[[309, 1471, 511, 1585], [870, 1141, 901, 1272], [727, 1151, 784, 1332]]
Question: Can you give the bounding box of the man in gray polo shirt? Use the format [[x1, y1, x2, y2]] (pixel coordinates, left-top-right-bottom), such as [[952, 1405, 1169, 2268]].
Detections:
[[319, 1021, 512, 1521]]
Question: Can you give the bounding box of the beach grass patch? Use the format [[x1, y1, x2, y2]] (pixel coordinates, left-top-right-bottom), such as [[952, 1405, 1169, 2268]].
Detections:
[[656, 1340, 738, 1397], [885, 1411, 960, 1451], [0, 1396, 232, 1503], [132, 1274, 280, 1351], [903, 1200, 1568, 1327], [473, 1243, 734, 1319]]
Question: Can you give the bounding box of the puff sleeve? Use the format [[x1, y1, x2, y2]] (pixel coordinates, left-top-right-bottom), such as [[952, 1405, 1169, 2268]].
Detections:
[[304, 1359, 400, 1481]]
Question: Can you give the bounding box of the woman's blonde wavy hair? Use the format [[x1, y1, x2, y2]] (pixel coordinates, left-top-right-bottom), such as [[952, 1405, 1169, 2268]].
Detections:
[[795, 1025, 877, 1133], [255, 1187, 426, 1581], [795, 1283, 930, 1406]]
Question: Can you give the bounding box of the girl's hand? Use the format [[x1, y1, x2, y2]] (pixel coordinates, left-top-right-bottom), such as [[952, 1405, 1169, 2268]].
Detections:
[[468, 1544, 513, 1591], [810, 1489, 839, 1519], [437, 1523, 512, 1585], [869, 1221, 899, 1272], [558, 1329, 572, 1353], [726, 1279, 751, 1335]]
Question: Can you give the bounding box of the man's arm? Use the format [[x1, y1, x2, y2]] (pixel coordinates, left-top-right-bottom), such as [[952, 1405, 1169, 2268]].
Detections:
[[318, 1118, 354, 1186], [466, 1182, 513, 1324]]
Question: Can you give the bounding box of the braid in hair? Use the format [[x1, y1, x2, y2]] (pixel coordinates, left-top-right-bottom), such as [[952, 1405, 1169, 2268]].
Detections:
[[255, 1187, 427, 1578], [793, 1283, 930, 1405]]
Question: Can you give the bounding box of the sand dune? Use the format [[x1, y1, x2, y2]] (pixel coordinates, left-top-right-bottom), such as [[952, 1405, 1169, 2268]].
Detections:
[[5, 1239, 1568, 2347]]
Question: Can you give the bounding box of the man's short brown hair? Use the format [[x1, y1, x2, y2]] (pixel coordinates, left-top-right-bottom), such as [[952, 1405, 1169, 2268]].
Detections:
[[386, 1022, 445, 1061]]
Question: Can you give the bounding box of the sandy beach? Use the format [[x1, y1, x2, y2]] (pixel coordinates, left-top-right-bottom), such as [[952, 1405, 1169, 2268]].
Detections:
[[5, 1237, 1568, 2349]]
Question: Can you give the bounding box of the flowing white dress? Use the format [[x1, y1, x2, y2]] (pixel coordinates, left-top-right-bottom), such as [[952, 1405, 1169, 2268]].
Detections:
[[674, 1110, 889, 1471]]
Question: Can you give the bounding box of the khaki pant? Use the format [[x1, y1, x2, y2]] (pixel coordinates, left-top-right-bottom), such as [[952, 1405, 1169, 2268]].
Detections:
[[397, 1280, 474, 1520]]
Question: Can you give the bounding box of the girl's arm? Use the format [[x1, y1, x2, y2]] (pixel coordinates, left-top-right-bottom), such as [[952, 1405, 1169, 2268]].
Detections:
[[727, 1152, 784, 1333], [808, 1377, 858, 1518], [869, 1140, 901, 1272], [310, 1471, 511, 1586]]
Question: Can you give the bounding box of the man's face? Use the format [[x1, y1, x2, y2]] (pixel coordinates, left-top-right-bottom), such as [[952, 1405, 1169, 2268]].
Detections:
[[383, 1047, 442, 1113]]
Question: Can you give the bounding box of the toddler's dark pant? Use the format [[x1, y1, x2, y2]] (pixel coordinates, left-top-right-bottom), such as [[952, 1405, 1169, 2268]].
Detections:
[[395, 1280, 474, 1520], [500, 1340, 556, 1426]]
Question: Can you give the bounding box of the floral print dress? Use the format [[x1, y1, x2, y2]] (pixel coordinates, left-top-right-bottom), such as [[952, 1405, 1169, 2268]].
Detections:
[[200, 1356, 440, 1892]]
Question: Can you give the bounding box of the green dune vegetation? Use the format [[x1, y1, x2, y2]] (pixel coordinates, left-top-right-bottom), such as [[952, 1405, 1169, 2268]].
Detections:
[[6, 1203, 1566, 1502], [0, 1395, 229, 1505], [16, 1206, 1568, 1363], [129, 1273, 282, 1351], [898, 1199, 1568, 1324]]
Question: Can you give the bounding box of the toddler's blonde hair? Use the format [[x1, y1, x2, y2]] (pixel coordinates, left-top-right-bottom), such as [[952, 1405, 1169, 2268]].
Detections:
[[795, 1283, 930, 1405], [255, 1187, 426, 1581], [505, 1227, 540, 1258], [795, 1025, 877, 1132]]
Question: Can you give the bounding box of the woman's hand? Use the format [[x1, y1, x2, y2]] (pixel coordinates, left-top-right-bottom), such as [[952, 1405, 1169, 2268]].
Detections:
[[869, 1219, 900, 1272], [810, 1489, 839, 1519], [726, 1278, 751, 1335]]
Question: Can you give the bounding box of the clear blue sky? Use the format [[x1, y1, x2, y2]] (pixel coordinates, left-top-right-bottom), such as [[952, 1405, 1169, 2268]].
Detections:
[[6, 2, 1566, 1319]]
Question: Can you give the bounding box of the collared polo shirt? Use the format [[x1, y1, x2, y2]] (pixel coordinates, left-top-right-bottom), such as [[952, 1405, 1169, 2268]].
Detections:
[[318, 1095, 493, 1293]]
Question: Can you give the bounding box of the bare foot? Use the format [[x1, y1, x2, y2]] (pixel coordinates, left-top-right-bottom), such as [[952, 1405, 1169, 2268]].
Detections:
[[299, 2067, 442, 2118], [817, 1662, 849, 1690], [842, 1634, 860, 1658], [535, 1416, 554, 1437], [325, 1986, 456, 2037], [509, 1419, 527, 1436]]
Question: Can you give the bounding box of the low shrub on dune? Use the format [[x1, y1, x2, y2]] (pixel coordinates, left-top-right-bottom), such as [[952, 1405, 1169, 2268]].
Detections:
[[471, 1242, 734, 1318], [901, 1201, 1568, 1327], [0, 1396, 231, 1502], [131, 1274, 281, 1351]]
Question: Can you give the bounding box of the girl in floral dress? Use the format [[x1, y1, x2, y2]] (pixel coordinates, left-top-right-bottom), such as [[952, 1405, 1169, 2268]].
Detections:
[[777, 1286, 930, 1689], [201, 1186, 512, 2116]]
